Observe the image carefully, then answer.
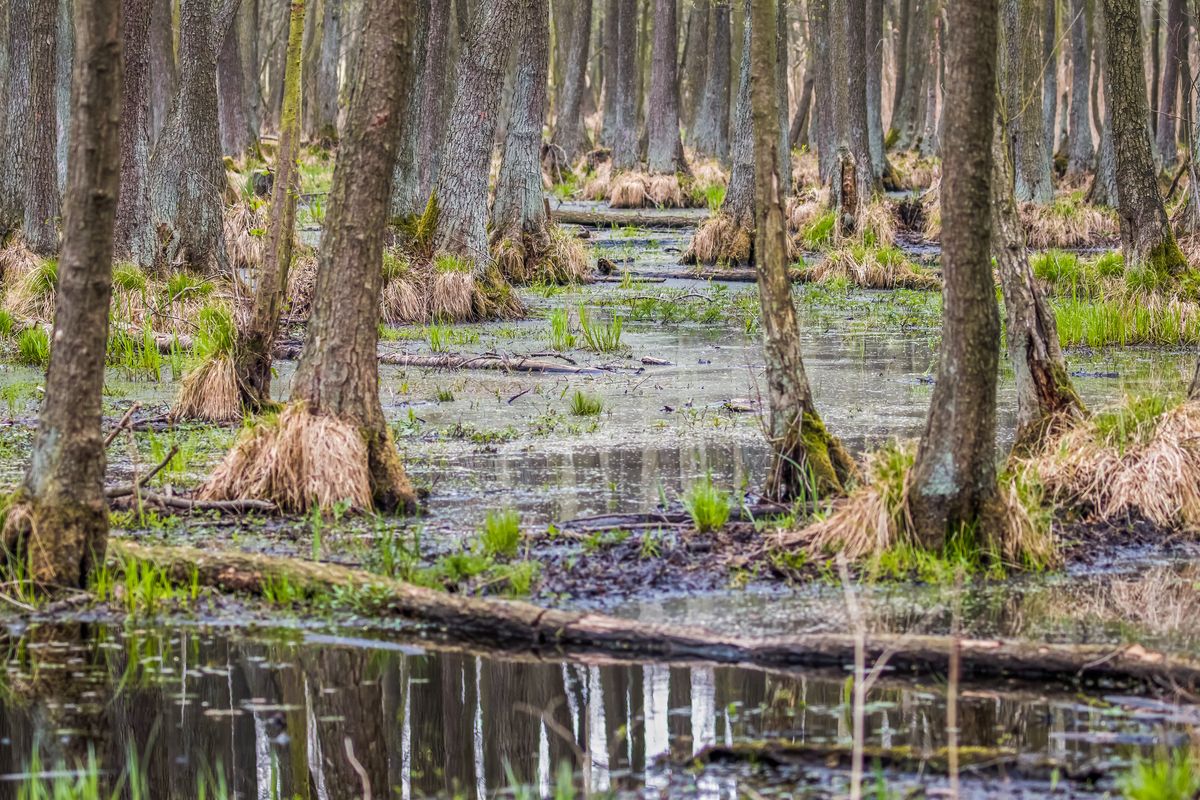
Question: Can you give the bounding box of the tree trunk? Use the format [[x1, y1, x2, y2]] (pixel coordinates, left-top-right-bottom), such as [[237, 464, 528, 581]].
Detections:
[[610, 0, 639, 170], [907, 0, 1002, 548], [888, 0, 930, 150], [828, 0, 875, 222], [290, 0, 417, 512], [788, 61, 815, 149], [992, 115, 1085, 453], [55, 0, 74, 196], [1066, 0, 1094, 176], [774, 0, 789, 196], [646, 0, 686, 174], [550, 0, 593, 163], [600, 0, 619, 146], [680, 0, 709, 131], [809, 0, 835, 175], [690, 0, 731, 159], [750, 0, 855, 500], [143, 0, 242, 273], [114, 0, 154, 260], [4, 0, 122, 589], [1002, 0, 1054, 203], [865, 0, 885, 178], [0, 0, 32, 234], [722, 0, 754, 225], [918, 5, 941, 157], [148, 0, 178, 139], [236, 0, 261, 138], [1087, 1, 1118, 206], [235, 0, 305, 410], [303, 0, 341, 142], [1041, 0, 1057, 158], [25, 0, 61, 255], [1156, 0, 1184, 165], [1102, 0, 1186, 272], [217, 20, 254, 156], [389, 0, 430, 218], [890, 0, 910, 130]]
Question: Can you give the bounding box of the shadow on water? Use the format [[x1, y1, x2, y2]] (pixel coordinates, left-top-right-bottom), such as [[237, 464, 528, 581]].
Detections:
[[0, 624, 1194, 798]]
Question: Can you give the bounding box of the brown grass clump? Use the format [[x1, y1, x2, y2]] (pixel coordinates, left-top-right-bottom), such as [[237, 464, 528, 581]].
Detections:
[[691, 159, 729, 192], [803, 246, 940, 290], [1020, 199, 1119, 249], [582, 162, 612, 201], [172, 353, 241, 423], [286, 252, 318, 320], [681, 213, 753, 266], [380, 272, 425, 325], [202, 403, 373, 513], [608, 172, 648, 208], [645, 174, 684, 208], [860, 199, 898, 247], [0, 238, 40, 285], [890, 152, 942, 191], [430, 269, 477, 322], [792, 150, 822, 191], [1032, 399, 1200, 529], [223, 202, 265, 272], [542, 226, 592, 284], [786, 194, 826, 233]]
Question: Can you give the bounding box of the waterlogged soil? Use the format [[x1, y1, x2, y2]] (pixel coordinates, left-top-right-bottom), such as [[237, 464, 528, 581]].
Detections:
[[0, 622, 1194, 799]]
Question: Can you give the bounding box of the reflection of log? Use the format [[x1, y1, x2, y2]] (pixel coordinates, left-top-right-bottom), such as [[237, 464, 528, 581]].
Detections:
[[109, 540, 1200, 690], [552, 207, 705, 229]]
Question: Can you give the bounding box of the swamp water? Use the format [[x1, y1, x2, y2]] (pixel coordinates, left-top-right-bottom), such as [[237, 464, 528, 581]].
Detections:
[[1, 623, 1195, 799]]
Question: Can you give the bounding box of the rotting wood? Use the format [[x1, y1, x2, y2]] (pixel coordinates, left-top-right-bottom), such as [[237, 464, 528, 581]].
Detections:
[[552, 207, 705, 229], [106, 540, 1200, 690], [273, 345, 638, 375], [110, 493, 274, 513]]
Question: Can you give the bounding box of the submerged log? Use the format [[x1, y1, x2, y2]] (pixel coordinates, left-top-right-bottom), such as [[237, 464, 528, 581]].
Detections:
[[109, 540, 1200, 690], [552, 207, 705, 229]]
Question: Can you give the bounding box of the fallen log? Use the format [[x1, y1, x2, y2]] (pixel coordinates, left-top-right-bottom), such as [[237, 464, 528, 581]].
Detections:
[[557, 502, 793, 532], [108, 540, 1200, 690], [552, 207, 705, 230], [271, 345, 619, 374], [111, 493, 274, 514]]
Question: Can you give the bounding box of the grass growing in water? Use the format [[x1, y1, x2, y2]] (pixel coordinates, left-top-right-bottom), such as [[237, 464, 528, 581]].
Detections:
[[15, 327, 49, 367], [800, 210, 837, 250], [1052, 297, 1200, 347], [1117, 749, 1200, 800], [548, 307, 576, 350], [569, 389, 603, 416], [683, 473, 731, 533], [578, 305, 624, 353], [480, 508, 522, 558]]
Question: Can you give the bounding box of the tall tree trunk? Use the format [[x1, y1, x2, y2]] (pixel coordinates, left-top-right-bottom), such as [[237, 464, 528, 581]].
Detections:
[[918, 4, 941, 157], [890, 0, 910, 129], [865, 0, 885, 178], [907, 0, 1002, 548], [148, 0, 178, 139], [550, 0, 592, 162], [1156, 0, 1184, 164], [55, 0, 74, 195], [4, 0, 122, 589], [217, 22, 254, 156], [143, 0, 241, 273], [389, 0, 430, 218], [828, 0, 875, 224], [610, 0, 639, 169], [690, 0, 731, 159], [413, 0, 454, 206], [809, 0, 835, 175], [25, 0, 61, 255], [289, 0, 417, 512], [775, 0, 789, 196], [788, 50, 815, 149], [235, 0, 305, 410], [992, 113, 1085, 452], [1066, 0, 1094, 176], [1102, 0, 1186, 271], [646, 0, 686, 174], [680, 0, 709, 131], [236, 0, 262, 137], [723, 0, 754, 226], [0, 0, 32, 235], [1041, 0, 1058, 158], [114, 0, 154, 260], [303, 0, 341, 142], [888, 0, 930, 150], [1088, 0, 1118, 206], [1002, 0, 1054, 202], [600, 0, 619, 147], [750, 0, 855, 500]]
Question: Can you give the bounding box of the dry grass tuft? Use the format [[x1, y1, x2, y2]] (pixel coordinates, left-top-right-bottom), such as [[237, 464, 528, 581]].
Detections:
[[645, 174, 684, 208], [691, 159, 729, 192], [792, 150, 822, 190], [286, 251, 319, 320], [173, 353, 241, 422], [804, 245, 940, 290], [860, 199, 898, 247], [380, 272, 425, 325], [3, 255, 58, 321], [1020, 197, 1119, 249], [608, 172, 648, 208], [202, 403, 373, 513], [223, 202, 265, 272], [786, 195, 825, 233], [0, 238, 40, 285], [582, 162, 612, 201], [430, 270, 478, 322], [681, 213, 753, 266], [890, 152, 942, 191], [538, 225, 593, 284], [1032, 398, 1200, 529]]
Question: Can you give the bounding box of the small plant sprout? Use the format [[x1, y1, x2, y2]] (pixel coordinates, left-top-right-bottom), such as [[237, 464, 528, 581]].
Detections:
[[683, 473, 731, 533], [435, 386, 455, 402], [578, 304, 624, 353], [481, 508, 522, 558], [548, 307, 576, 350], [569, 389, 603, 416]]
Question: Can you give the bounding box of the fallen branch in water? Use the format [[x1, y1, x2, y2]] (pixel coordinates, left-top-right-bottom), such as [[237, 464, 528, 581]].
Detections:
[[105, 445, 178, 498], [106, 540, 1200, 690], [552, 207, 704, 229], [272, 344, 622, 375], [104, 403, 141, 447], [110, 493, 274, 514]]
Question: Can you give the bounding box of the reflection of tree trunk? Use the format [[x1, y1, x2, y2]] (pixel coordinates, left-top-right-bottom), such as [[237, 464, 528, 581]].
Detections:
[[439, 654, 479, 795], [305, 649, 389, 797]]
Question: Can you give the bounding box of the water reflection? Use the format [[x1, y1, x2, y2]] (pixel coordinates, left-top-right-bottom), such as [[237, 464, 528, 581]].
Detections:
[[0, 625, 1194, 797]]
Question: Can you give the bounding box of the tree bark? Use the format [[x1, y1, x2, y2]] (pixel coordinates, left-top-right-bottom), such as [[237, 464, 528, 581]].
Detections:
[[890, 0, 910, 131], [1087, 1, 1118, 206], [389, 0, 430, 218], [680, 0, 709, 131], [1002, 0, 1054, 203], [148, 0, 178, 140], [750, 0, 854, 500], [992, 114, 1085, 453], [865, 0, 885, 178], [234, 0, 305, 411], [1040, 0, 1058, 158], [828, 0, 876, 222], [25, 0, 61, 255], [722, 0, 754, 225], [907, 0, 1002, 548], [918, 5, 941, 157], [888, 0, 931, 150], [0, 0, 32, 235], [143, 0, 242, 273], [114, 0, 154, 260], [54, 0, 74, 196], [690, 0, 731, 159], [646, 0, 687, 174], [809, 0, 835, 175], [550, 0, 593, 163], [1102, 0, 1186, 272], [610, 0, 639, 170], [290, 0, 417, 512], [1066, 0, 1094, 176], [302, 0, 341, 142], [216, 19, 254, 156], [1155, 0, 1184, 165], [600, 0, 619, 146], [4, 0, 122, 589]]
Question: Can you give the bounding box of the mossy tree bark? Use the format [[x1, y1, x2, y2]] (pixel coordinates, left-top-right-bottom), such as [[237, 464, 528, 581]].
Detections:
[[491, 0, 553, 276], [609, 0, 639, 170], [289, 0, 417, 513], [25, 0, 61, 255], [1065, 0, 1094, 177], [645, 0, 687, 175], [992, 114, 1086, 453], [3, 0, 122, 590], [907, 0, 1002, 549], [1101, 0, 1187, 272], [114, 0, 154, 261], [1001, 0, 1054, 203], [550, 0, 593, 164], [1156, 0, 1184, 165], [235, 0, 305, 411], [750, 0, 855, 501], [690, 0, 731, 160], [0, 0, 32, 236], [143, 0, 241, 273]]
